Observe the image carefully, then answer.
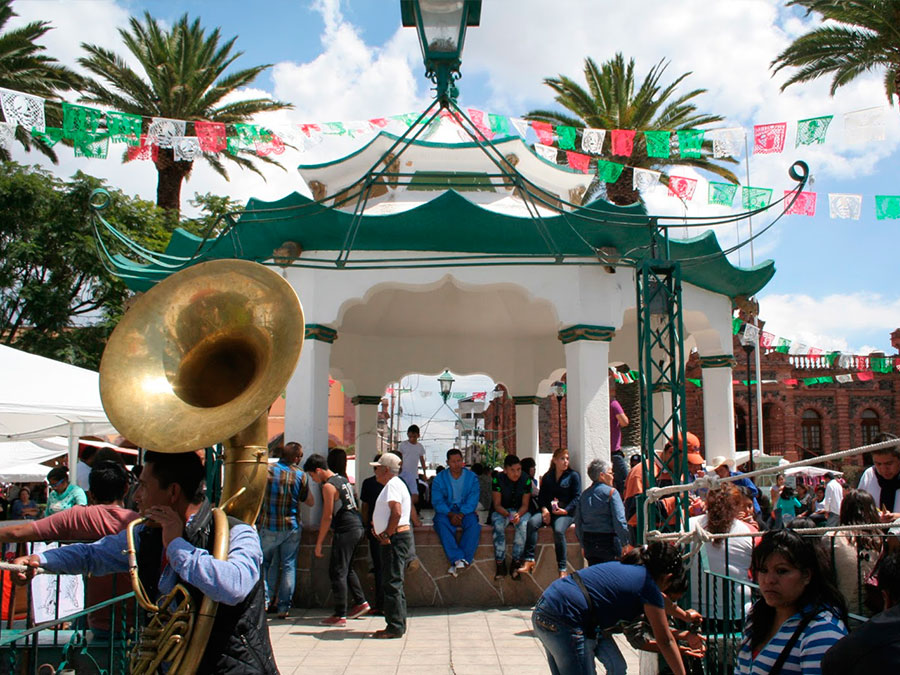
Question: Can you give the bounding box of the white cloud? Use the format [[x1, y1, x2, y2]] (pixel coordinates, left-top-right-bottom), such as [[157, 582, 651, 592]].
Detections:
[[758, 292, 900, 353]]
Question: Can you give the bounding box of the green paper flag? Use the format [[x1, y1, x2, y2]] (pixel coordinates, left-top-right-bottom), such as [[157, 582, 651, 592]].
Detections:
[[871, 357, 892, 373], [30, 126, 64, 147], [596, 159, 624, 183], [775, 338, 792, 354], [875, 195, 900, 220], [743, 186, 773, 210], [629, 370, 639, 381], [826, 351, 840, 367], [677, 129, 704, 158], [72, 131, 109, 159], [803, 377, 818, 386], [732, 317, 742, 334], [323, 122, 347, 136], [817, 376, 834, 384], [644, 130, 670, 158], [105, 111, 142, 145], [489, 113, 509, 136], [796, 115, 833, 146], [710, 182, 738, 207], [687, 378, 702, 388], [229, 123, 260, 154], [556, 125, 577, 150], [62, 102, 103, 139]]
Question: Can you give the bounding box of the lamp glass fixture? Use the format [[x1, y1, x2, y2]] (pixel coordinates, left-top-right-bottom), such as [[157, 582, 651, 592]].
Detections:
[[438, 369, 455, 398]]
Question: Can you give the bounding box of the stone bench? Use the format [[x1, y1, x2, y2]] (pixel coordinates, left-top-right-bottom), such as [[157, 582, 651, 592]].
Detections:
[[294, 523, 583, 608]]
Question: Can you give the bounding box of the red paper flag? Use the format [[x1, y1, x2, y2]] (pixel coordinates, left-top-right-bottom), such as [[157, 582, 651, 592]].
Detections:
[[125, 135, 157, 161], [760, 331, 776, 348], [298, 123, 321, 137], [472, 391, 486, 400], [466, 108, 495, 140], [783, 378, 799, 386], [565, 150, 591, 173], [668, 175, 698, 201], [610, 129, 636, 156], [368, 117, 389, 128], [784, 190, 817, 216], [753, 123, 787, 154], [531, 121, 555, 145], [807, 347, 823, 357], [857, 356, 870, 371], [857, 371, 874, 381], [194, 121, 226, 153]]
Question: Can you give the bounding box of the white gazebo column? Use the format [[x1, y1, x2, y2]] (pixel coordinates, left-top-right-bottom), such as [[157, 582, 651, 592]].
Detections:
[[352, 395, 383, 487], [512, 396, 540, 462], [559, 325, 613, 479], [285, 324, 336, 525], [699, 355, 737, 460]]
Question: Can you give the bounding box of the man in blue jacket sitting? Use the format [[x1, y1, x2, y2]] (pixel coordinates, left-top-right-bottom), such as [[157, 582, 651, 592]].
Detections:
[[431, 448, 481, 577]]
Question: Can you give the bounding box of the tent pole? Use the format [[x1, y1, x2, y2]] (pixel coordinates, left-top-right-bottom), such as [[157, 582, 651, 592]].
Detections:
[[68, 424, 79, 484]]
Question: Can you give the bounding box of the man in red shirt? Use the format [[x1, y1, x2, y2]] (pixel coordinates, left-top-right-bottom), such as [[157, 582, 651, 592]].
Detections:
[[0, 460, 139, 636]]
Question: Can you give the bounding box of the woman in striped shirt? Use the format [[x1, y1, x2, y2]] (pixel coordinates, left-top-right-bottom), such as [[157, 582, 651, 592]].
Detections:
[[736, 529, 848, 675]]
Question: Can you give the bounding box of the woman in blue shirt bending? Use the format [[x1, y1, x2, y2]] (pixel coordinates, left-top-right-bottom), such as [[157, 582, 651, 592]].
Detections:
[[736, 528, 848, 675], [532, 542, 692, 675]]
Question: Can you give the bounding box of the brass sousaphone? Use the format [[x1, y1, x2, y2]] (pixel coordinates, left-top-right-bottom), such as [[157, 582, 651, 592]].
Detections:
[[99, 260, 304, 674]]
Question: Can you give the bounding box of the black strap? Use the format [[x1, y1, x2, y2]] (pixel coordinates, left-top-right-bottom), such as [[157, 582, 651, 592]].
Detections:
[[767, 610, 817, 675], [570, 571, 597, 634]]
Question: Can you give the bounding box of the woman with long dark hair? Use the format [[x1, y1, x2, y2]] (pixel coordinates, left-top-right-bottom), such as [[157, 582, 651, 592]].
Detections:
[[736, 529, 848, 674], [832, 489, 882, 615], [532, 541, 692, 675]]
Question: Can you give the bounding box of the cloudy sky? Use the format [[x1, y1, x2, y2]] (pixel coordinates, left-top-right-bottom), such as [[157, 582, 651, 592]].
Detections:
[[7, 0, 900, 457]]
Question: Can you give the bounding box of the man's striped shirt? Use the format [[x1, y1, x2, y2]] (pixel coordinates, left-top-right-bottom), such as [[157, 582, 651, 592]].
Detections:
[[736, 607, 847, 675], [258, 460, 307, 531]]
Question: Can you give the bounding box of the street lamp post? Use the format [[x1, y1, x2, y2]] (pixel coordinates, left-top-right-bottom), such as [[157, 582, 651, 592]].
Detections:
[[742, 343, 754, 473], [549, 380, 566, 450], [401, 0, 482, 105], [438, 369, 455, 403]]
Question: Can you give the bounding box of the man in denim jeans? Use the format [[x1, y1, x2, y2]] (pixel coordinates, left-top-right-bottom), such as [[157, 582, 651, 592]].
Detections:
[[490, 455, 531, 579], [257, 441, 313, 618]]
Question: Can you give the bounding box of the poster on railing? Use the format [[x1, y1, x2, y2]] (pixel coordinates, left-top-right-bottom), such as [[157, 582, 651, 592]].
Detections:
[[30, 542, 84, 624]]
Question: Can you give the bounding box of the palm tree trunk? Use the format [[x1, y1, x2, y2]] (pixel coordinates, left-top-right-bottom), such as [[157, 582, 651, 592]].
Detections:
[[153, 148, 191, 216], [606, 167, 639, 205]]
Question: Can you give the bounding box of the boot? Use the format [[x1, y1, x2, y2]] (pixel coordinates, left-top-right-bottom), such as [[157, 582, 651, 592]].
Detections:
[[516, 560, 536, 575], [510, 560, 523, 581], [494, 558, 508, 579]]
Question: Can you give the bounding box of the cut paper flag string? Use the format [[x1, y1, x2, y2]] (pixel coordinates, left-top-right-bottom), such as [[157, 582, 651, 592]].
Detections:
[[531, 121, 555, 145], [710, 128, 744, 158], [195, 121, 227, 153], [0, 88, 45, 132], [73, 132, 109, 159], [760, 332, 776, 349], [510, 117, 529, 138], [125, 135, 157, 161], [753, 122, 787, 154], [534, 143, 558, 162], [147, 117, 186, 148], [796, 115, 832, 146], [644, 130, 670, 158], [0, 121, 14, 148], [610, 129, 636, 156], [668, 175, 697, 201], [596, 159, 624, 183], [62, 102, 103, 138], [581, 128, 606, 155], [556, 125, 577, 150], [633, 168, 661, 192], [742, 186, 773, 209], [676, 129, 704, 158], [875, 195, 900, 220], [566, 150, 590, 173], [105, 111, 141, 145], [709, 181, 738, 207], [784, 190, 817, 216], [30, 126, 64, 148], [172, 136, 202, 162], [844, 107, 885, 144], [828, 193, 862, 220]]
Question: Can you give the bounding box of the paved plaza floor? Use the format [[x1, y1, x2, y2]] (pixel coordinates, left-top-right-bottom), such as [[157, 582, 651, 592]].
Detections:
[[267, 606, 643, 674]]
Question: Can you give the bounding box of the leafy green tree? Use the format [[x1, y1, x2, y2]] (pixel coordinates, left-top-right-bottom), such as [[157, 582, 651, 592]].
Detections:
[[0, 162, 180, 368], [772, 0, 900, 103], [527, 53, 738, 205], [78, 12, 292, 216], [0, 0, 81, 161]]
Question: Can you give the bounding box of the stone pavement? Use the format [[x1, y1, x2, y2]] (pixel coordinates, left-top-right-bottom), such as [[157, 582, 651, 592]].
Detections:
[[267, 606, 644, 675]]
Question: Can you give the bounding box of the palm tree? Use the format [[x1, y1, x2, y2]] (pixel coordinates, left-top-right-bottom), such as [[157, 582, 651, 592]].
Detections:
[[78, 12, 292, 216], [0, 0, 81, 161], [771, 1, 900, 103], [527, 53, 738, 205]]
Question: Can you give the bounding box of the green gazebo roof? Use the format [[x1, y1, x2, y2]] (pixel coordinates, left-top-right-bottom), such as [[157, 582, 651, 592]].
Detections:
[[110, 190, 774, 297]]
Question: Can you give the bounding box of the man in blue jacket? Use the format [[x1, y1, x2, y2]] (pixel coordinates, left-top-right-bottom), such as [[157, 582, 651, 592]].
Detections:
[[431, 448, 481, 577]]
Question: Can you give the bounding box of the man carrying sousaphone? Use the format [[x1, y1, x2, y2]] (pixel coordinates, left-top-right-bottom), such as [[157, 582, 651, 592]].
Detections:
[[14, 450, 279, 674]]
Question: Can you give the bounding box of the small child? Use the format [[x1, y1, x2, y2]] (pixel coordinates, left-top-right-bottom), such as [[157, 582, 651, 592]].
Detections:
[[776, 486, 803, 526]]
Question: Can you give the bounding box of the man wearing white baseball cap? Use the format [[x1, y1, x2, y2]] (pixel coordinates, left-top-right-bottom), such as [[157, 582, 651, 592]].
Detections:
[[368, 453, 412, 639], [709, 455, 761, 514]]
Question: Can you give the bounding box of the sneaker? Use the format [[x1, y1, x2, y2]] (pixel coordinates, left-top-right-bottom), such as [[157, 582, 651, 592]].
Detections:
[[494, 559, 508, 579], [406, 557, 421, 573], [455, 559, 468, 571], [372, 629, 403, 639], [320, 615, 347, 627], [348, 602, 371, 619], [448, 563, 459, 578]]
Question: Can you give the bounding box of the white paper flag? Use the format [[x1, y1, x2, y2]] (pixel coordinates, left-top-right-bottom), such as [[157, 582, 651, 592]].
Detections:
[[633, 168, 661, 192], [837, 354, 854, 369], [0, 88, 45, 132], [534, 143, 558, 162], [147, 117, 187, 148], [510, 117, 529, 138], [828, 193, 862, 220], [710, 127, 745, 158], [835, 374, 853, 384], [0, 121, 14, 148], [844, 107, 885, 144], [581, 128, 606, 155], [790, 342, 810, 355], [172, 136, 202, 161]]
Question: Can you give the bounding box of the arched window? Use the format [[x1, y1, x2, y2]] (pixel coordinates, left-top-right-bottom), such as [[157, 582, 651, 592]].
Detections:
[[762, 403, 783, 455], [860, 409, 880, 446], [801, 409, 822, 458]]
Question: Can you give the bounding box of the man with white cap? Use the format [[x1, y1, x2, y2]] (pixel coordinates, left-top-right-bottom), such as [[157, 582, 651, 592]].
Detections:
[[368, 453, 412, 639], [709, 456, 760, 514]]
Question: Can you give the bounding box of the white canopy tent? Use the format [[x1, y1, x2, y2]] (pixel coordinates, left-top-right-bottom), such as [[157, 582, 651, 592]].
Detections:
[[0, 345, 117, 484]]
